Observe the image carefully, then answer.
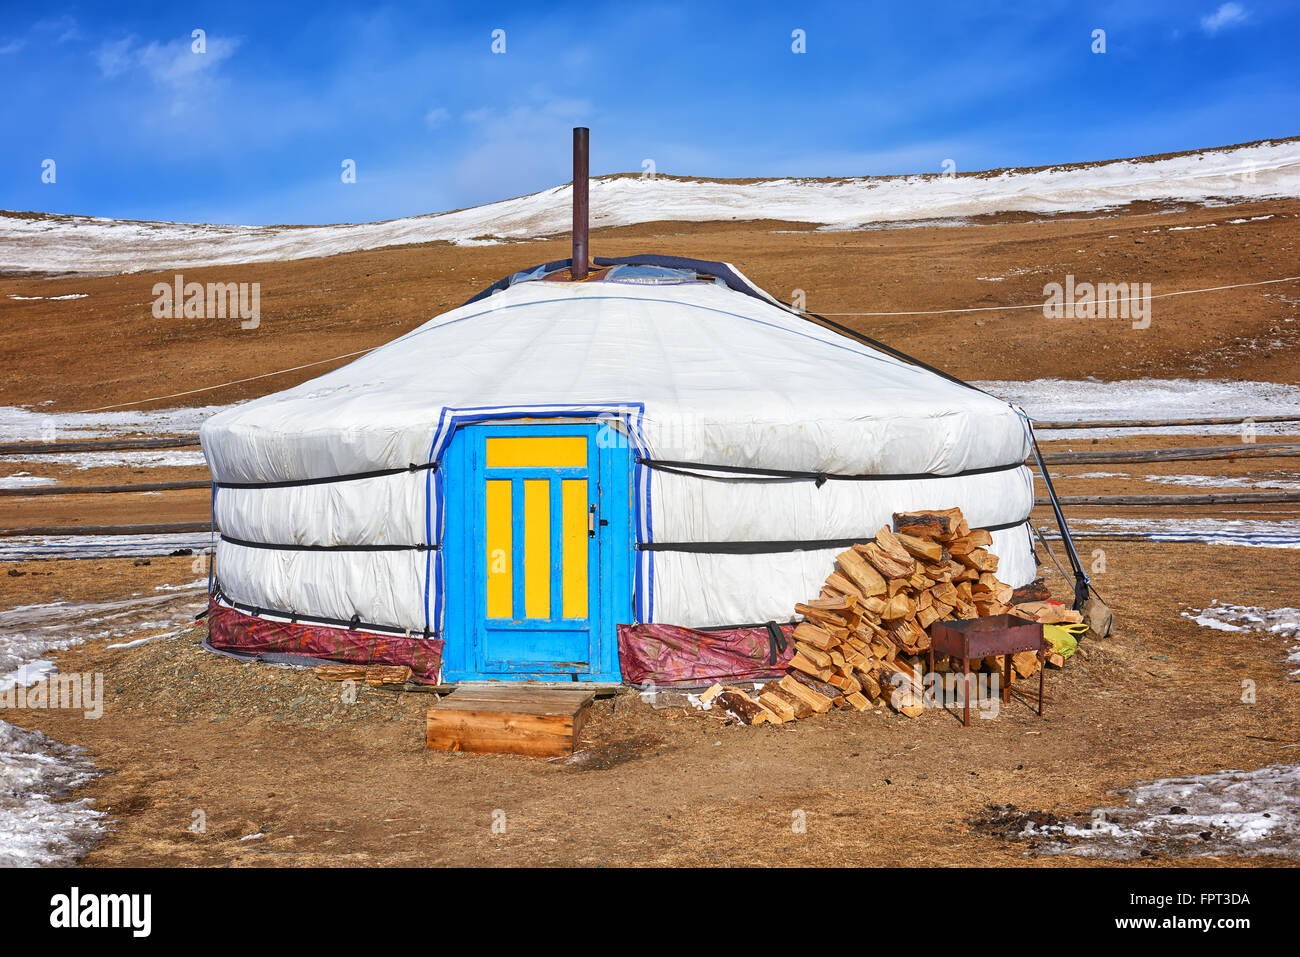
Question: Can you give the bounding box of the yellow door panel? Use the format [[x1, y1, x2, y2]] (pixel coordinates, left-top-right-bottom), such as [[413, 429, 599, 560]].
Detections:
[[486, 435, 587, 469], [484, 480, 512, 618], [561, 479, 589, 618], [523, 479, 551, 618]]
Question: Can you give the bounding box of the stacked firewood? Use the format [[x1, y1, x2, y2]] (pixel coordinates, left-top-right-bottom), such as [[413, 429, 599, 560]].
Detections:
[[705, 508, 1081, 726]]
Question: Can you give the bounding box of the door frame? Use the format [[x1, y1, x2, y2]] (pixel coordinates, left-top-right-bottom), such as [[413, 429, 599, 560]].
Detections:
[[441, 418, 632, 682]]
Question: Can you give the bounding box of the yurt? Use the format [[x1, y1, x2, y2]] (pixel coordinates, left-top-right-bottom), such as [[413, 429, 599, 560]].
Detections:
[[200, 131, 1049, 686]]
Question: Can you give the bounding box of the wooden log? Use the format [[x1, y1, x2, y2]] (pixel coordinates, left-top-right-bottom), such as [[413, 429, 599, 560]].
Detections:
[[843, 691, 871, 712], [834, 550, 889, 596], [874, 526, 914, 564], [714, 690, 777, 725], [789, 651, 835, 681], [315, 664, 368, 681], [879, 592, 916, 622], [1032, 413, 1300, 430], [765, 684, 813, 719], [958, 547, 999, 573], [893, 531, 946, 563], [425, 689, 593, 757], [825, 569, 868, 601], [853, 541, 914, 579], [0, 435, 201, 456], [1012, 579, 1051, 603], [792, 621, 838, 650], [792, 669, 850, 701], [365, 664, 413, 686], [1034, 442, 1300, 466], [758, 691, 797, 722], [0, 480, 210, 498], [0, 521, 212, 537], [778, 674, 835, 714], [893, 511, 956, 539], [1035, 491, 1300, 506], [1011, 651, 1040, 679]]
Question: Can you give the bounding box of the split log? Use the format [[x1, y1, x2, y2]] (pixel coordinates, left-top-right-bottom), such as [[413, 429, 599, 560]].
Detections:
[[854, 541, 915, 579], [714, 690, 777, 725]]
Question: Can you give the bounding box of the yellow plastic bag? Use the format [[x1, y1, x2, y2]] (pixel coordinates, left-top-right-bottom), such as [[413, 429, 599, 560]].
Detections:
[[1043, 622, 1086, 660]]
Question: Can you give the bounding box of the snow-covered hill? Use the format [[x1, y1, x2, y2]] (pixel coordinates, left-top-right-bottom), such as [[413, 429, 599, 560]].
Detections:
[[3, 140, 1298, 277]]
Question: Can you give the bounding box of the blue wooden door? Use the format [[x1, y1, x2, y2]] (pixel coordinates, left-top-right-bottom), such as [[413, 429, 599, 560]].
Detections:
[[442, 422, 629, 682]]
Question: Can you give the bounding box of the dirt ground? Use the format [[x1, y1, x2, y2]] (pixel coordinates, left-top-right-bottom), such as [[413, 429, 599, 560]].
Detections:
[[2, 196, 1298, 867], [0, 538, 1295, 867]]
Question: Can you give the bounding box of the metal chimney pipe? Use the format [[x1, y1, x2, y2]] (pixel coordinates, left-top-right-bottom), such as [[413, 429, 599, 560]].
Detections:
[[572, 126, 589, 279]]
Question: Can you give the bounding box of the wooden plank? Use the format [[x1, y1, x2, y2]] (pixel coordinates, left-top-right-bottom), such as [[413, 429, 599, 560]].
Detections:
[[1033, 414, 1300, 430], [0, 480, 210, 498], [426, 708, 580, 757], [426, 688, 593, 756], [1033, 442, 1300, 466], [1034, 491, 1300, 506], [0, 435, 201, 456], [0, 521, 212, 537], [442, 686, 595, 706]]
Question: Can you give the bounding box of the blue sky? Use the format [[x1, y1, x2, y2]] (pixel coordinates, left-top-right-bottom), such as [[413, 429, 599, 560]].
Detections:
[[1, 1, 1296, 224]]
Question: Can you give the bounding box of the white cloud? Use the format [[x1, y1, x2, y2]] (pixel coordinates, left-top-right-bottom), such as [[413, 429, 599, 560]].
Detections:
[[424, 106, 451, 129], [1201, 3, 1248, 34], [95, 37, 136, 78], [94, 33, 242, 114], [34, 15, 79, 43], [1, 14, 79, 54], [95, 34, 241, 86]]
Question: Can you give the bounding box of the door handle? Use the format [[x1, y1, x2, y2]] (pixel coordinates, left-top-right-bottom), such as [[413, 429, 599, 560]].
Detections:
[[588, 504, 597, 538]]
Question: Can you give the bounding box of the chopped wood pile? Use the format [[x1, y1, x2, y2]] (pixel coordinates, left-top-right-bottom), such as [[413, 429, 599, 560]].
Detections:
[[703, 508, 1084, 726], [315, 663, 413, 686]]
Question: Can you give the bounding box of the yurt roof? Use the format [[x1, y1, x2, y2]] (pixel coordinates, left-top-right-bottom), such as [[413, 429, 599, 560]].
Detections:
[[200, 255, 1028, 485]]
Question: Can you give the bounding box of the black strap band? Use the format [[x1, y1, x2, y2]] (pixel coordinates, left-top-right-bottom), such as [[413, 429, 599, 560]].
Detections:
[[637, 518, 1029, 554], [214, 462, 438, 491], [695, 618, 798, 632], [212, 584, 437, 638], [764, 620, 787, 664], [220, 534, 438, 553], [637, 457, 1023, 485]]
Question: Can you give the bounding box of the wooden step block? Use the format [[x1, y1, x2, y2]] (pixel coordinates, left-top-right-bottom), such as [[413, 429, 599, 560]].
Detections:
[[426, 686, 595, 757]]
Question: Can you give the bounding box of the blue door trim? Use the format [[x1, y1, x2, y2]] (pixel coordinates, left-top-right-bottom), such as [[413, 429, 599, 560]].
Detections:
[[421, 404, 654, 664], [439, 415, 635, 682]]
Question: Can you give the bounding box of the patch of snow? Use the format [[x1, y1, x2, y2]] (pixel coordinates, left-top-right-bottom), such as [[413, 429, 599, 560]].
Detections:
[[0, 583, 208, 680], [2, 141, 1298, 275], [0, 580, 209, 865], [0, 473, 58, 490], [1141, 472, 1300, 491], [1183, 601, 1300, 675], [1022, 764, 1300, 860], [0, 535, 211, 562], [0, 720, 104, 867], [1042, 517, 1300, 548], [1071, 471, 1130, 479], [11, 449, 208, 471], [977, 379, 1300, 438], [105, 627, 188, 649], [0, 659, 57, 693], [0, 404, 230, 445]]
